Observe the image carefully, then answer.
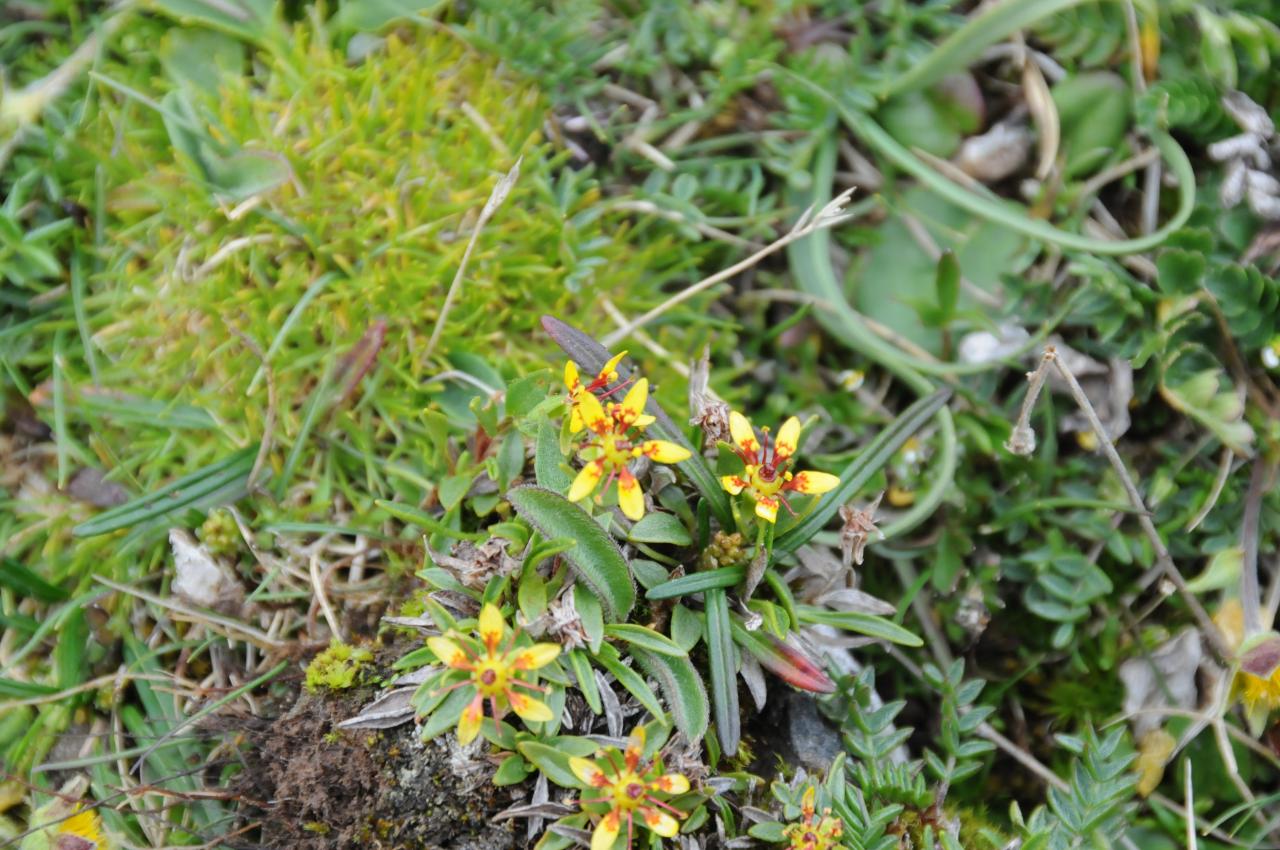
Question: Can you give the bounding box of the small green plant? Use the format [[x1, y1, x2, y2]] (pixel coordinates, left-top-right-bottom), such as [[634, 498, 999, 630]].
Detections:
[[305, 639, 373, 692]]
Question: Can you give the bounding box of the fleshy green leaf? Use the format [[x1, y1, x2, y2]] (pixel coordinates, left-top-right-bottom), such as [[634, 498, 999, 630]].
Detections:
[[628, 512, 692, 546], [605, 623, 687, 658], [630, 647, 709, 742], [705, 588, 740, 754], [645, 566, 745, 601], [594, 642, 664, 719], [795, 605, 923, 647], [509, 486, 635, 621]]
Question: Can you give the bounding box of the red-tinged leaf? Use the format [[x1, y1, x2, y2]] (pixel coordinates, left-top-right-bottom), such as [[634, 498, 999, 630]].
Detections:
[[731, 621, 835, 694], [1241, 633, 1280, 678]]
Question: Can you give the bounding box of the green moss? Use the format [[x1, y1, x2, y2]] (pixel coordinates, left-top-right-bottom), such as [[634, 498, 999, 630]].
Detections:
[[304, 639, 373, 692]]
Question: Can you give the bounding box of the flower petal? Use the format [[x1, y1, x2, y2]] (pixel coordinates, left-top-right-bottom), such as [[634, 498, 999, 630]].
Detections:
[[624, 724, 646, 771], [565, 360, 581, 393], [510, 643, 561, 670], [800, 785, 816, 819], [720, 475, 746, 495], [507, 690, 554, 722], [597, 351, 627, 385], [427, 636, 472, 669], [578, 388, 611, 435], [591, 810, 621, 850], [729, 410, 759, 456], [617, 469, 645, 521], [616, 377, 649, 428], [569, 460, 605, 503], [755, 496, 779, 524], [774, 416, 801, 461], [642, 807, 681, 838], [638, 440, 691, 464], [635, 413, 656, 430], [785, 470, 840, 495], [457, 694, 484, 745], [479, 603, 505, 653], [650, 772, 690, 794], [570, 756, 610, 788]]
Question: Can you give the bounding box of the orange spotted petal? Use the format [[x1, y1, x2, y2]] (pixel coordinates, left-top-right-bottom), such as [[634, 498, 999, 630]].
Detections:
[[624, 724, 646, 770], [638, 440, 691, 464], [597, 351, 627, 385], [800, 785, 817, 819], [478, 603, 506, 653], [785, 470, 840, 495], [728, 411, 759, 455], [650, 773, 690, 794], [510, 643, 561, 670], [642, 807, 681, 838], [570, 756, 610, 788], [774, 416, 801, 461], [755, 496, 779, 524], [507, 691, 554, 723], [617, 377, 649, 426], [577, 388, 611, 435], [617, 469, 645, 521], [457, 693, 485, 745], [427, 636, 472, 670], [565, 360, 581, 393], [569, 459, 605, 503], [591, 810, 622, 850], [720, 474, 746, 495]]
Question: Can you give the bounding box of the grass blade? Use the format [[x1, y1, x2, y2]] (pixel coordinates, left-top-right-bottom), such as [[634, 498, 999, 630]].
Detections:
[[705, 588, 740, 754]]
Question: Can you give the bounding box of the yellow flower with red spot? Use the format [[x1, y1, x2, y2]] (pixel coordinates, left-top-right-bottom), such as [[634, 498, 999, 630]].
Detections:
[[567, 372, 690, 521], [569, 725, 691, 850], [565, 352, 649, 433], [1233, 632, 1280, 736], [783, 786, 844, 850], [427, 604, 561, 745], [719, 412, 839, 523]]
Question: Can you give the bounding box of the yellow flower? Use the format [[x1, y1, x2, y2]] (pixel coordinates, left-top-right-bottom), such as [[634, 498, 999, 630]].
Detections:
[[719, 412, 839, 523], [570, 725, 690, 850], [60, 811, 105, 849], [565, 352, 638, 434], [567, 376, 690, 521], [427, 604, 561, 745], [1233, 632, 1280, 736], [783, 786, 844, 850]]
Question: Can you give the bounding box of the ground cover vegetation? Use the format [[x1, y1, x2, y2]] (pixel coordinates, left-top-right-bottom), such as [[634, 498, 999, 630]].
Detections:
[[3, 0, 1280, 848]]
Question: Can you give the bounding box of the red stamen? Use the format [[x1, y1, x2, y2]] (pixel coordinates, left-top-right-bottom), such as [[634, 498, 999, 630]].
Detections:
[[595, 377, 633, 400], [627, 810, 635, 849], [644, 796, 685, 816], [509, 679, 547, 692], [580, 796, 613, 805], [779, 493, 799, 518], [431, 679, 473, 697]]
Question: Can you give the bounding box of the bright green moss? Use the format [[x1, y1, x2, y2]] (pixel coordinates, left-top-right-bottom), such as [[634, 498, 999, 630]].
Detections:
[[305, 639, 373, 692]]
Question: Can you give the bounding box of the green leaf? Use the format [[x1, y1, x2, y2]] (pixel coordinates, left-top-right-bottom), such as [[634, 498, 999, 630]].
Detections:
[[535, 419, 572, 493], [934, 250, 959, 324], [773, 389, 951, 557], [574, 584, 605, 653], [795, 605, 923, 647], [705, 588, 740, 754], [418, 685, 473, 741], [670, 604, 703, 652], [509, 486, 635, 620], [493, 753, 533, 786], [518, 741, 581, 789], [628, 512, 692, 546], [540, 316, 732, 526], [630, 647, 709, 743], [645, 566, 745, 600], [73, 445, 258, 537], [567, 649, 602, 715], [333, 0, 446, 31], [0, 557, 68, 602], [605, 623, 687, 658], [594, 642, 664, 719]]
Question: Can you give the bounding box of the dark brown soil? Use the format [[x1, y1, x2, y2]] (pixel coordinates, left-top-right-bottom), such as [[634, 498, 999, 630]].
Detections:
[[231, 686, 525, 849]]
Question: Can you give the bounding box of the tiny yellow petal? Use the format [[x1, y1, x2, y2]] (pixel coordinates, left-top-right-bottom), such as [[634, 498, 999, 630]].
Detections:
[[800, 785, 816, 817], [729, 411, 758, 454], [639, 440, 691, 463], [570, 756, 609, 787], [569, 460, 605, 502], [427, 636, 471, 669], [60, 810, 103, 847], [508, 691, 554, 722], [755, 497, 778, 524], [775, 416, 801, 460], [578, 389, 610, 435], [625, 724, 646, 769], [617, 469, 645, 520], [510, 643, 561, 670], [720, 475, 746, 495], [619, 377, 649, 424], [598, 351, 627, 383], [457, 695, 484, 745], [651, 772, 690, 794], [565, 360, 581, 392], [592, 811, 621, 850], [643, 807, 681, 837], [786, 470, 840, 495], [479, 603, 505, 650], [635, 413, 656, 430]]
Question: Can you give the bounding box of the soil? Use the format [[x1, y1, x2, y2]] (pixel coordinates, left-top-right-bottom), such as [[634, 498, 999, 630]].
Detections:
[[231, 685, 526, 849]]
